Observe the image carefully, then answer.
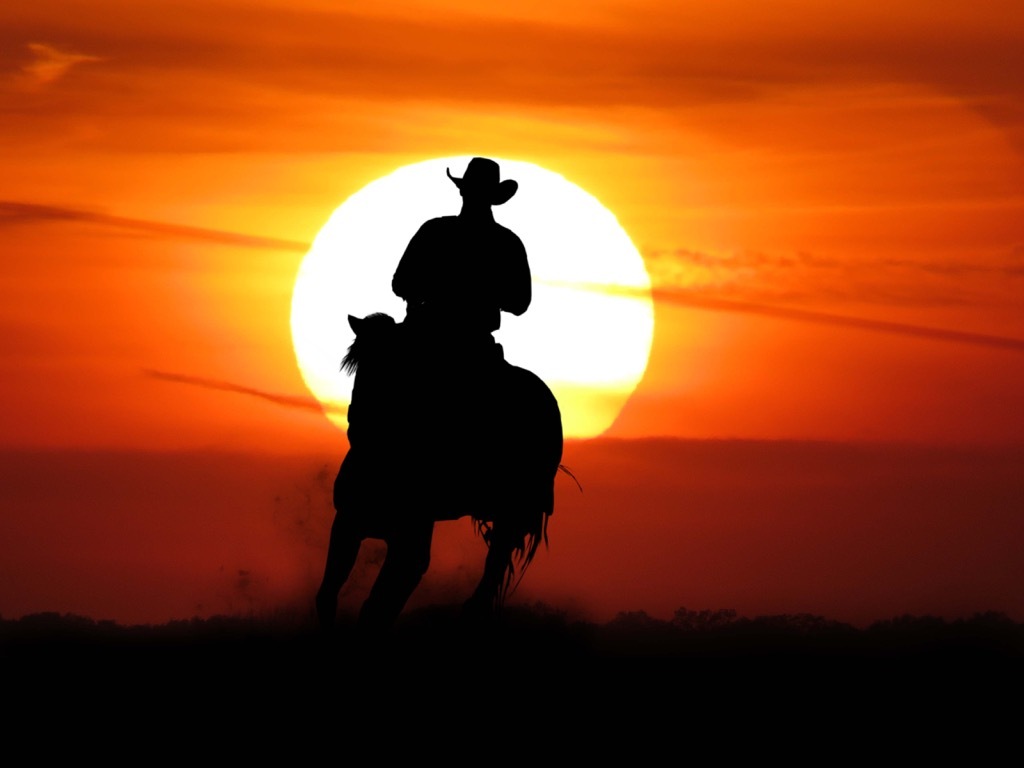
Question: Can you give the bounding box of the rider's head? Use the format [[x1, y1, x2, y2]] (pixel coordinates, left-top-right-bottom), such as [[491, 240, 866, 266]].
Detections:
[[447, 157, 518, 208]]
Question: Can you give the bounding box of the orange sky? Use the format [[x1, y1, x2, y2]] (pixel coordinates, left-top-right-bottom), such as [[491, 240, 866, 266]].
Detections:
[[1, 1, 1023, 627]]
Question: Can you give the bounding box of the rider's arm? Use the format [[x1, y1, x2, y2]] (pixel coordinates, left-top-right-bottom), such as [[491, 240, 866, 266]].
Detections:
[[391, 221, 433, 304], [501, 233, 532, 317]]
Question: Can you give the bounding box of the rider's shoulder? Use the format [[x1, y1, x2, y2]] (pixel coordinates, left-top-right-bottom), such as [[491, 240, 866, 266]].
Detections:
[[424, 215, 460, 228], [494, 221, 526, 249], [411, 216, 459, 237]]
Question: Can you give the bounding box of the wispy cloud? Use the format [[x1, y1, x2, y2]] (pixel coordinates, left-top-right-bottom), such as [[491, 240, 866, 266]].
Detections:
[[0, 201, 309, 252], [1, 3, 1021, 152], [650, 292, 1024, 353], [143, 369, 340, 414], [642, 246, 1024, 308], [21, 42, 101, 87], [540, 278, 1024, 353]]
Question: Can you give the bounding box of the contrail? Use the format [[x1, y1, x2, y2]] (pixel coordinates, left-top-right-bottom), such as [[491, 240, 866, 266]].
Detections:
[[654, 292, 1024, 353], [142, 369, 343, 414], [0, 201, 311, 253], [537, 279, 1024, 354]]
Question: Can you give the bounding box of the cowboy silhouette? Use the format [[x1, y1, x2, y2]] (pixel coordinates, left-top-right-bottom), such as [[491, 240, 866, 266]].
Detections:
[[316, 157, 564, 636], [392, 157, 531, 362]]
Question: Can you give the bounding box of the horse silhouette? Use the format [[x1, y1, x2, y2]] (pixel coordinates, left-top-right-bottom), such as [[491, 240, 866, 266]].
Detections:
[[315, 312, 565, 633]]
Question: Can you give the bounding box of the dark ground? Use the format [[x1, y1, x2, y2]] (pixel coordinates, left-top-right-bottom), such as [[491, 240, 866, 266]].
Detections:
[[5, 604, 1021, 754], [7, 602, 1023, 661]]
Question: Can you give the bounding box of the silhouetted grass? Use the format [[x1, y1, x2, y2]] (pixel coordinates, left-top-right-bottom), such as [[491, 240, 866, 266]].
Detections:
[[5, 603, 1022, 663]]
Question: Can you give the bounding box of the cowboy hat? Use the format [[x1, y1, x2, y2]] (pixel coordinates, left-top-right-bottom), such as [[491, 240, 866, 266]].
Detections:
[[446, 157, 518, 206]]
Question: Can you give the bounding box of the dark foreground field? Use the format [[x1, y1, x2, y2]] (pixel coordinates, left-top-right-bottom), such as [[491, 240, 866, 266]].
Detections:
[[6, 602, 1022, 676], [4, 604, 1021, 752], [4, 610, 1019, 761], [7, 603, 1024, 659]]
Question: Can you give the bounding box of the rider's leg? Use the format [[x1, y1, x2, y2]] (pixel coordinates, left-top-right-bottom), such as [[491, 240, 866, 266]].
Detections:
[[357, 517, 435, 632], [315, 511, 363, 631]]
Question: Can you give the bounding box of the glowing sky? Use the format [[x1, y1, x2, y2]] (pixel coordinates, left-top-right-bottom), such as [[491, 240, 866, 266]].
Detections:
[[1, 1, 1022, 626]]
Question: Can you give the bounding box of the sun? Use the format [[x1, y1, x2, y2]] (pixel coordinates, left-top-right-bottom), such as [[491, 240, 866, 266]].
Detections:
[[290, 156, 654, 439]]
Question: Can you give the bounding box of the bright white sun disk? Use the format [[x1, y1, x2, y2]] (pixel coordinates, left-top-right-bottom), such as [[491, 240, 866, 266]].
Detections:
[[291, 157, 654, 439]]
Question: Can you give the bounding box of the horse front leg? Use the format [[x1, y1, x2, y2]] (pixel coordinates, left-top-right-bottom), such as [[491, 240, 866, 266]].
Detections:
[[356, 517, 434, 634], [316, 511, 363, 633]]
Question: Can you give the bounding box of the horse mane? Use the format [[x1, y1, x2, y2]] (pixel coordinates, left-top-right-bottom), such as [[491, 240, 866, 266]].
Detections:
[[340, 345, 360, 376], [340, 312, 396, 375]]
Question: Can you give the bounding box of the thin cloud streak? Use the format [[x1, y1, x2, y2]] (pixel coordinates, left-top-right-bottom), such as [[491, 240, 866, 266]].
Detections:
[[539, 279, 1024, 353], [143, 369, 340, 415], [8, 197, 1022, 355], [0, 201, 310, 253], [22, 42, 102, 86], [660, 292, 1024, 353]]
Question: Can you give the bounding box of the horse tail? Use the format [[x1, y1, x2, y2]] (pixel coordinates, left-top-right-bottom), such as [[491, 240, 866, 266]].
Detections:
[[477, 514, 550, 611], [477, 373, 573, 611], [479, 458, 567, 610], [558, 463, 582, 493], [492, 464, 580, 604]]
